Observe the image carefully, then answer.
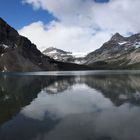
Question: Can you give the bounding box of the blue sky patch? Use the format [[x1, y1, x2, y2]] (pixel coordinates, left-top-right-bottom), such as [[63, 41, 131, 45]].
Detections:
[[0, 0, 55, 29]]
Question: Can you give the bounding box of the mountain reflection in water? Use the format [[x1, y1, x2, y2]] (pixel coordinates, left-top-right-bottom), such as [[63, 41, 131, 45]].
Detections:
[[0, 71, 140, 140]]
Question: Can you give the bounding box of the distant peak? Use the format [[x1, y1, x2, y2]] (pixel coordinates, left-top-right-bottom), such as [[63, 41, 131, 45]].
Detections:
[[112, 33, 123, 38], [113, 32, 121, 36], [43, 47, 72, 55], [49, 47, 56, 49], [43, 47, 56, 51], [111, 33, 125, 41]]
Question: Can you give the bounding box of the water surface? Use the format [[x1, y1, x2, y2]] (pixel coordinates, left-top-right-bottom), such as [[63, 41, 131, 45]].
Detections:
[[0, 71, 140, 140]]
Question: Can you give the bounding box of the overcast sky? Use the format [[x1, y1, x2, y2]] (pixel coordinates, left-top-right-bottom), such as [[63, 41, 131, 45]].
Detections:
[[1, 0, 140, 53]]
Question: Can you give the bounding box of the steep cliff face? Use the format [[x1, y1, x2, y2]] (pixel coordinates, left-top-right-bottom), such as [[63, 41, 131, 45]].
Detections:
[[0, 18, 88, 72], [0, 18, 57, 71]]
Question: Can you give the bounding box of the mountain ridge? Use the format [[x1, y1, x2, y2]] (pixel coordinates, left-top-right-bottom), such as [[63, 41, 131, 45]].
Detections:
[[85, 32, 140, 69], [44, 32, 140, 69]]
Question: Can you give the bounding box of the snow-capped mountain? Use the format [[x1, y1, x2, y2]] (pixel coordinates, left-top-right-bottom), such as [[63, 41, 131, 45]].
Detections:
[[43, 47, 86, 64], [44, 32, 140, 69]]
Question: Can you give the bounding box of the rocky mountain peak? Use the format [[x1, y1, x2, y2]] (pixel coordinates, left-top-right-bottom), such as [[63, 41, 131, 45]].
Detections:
[[85, 32, 140, 69], [43, 47, 72, 55], [111, 33, 125, 41]]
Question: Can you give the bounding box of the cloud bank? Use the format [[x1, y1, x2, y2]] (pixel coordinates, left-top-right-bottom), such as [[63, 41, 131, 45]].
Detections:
[[19, 0, 140, 53]]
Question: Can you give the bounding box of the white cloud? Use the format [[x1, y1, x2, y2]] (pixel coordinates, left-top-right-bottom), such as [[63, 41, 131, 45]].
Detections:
[[21, 82, 140, 140], [19, 0, 140, 53], [21, 83, 112, 120], [19, 21, 111, 52]]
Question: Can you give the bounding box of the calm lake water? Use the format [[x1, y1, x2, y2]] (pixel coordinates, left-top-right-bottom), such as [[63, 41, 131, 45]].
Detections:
[[0, 70, 140, 140]]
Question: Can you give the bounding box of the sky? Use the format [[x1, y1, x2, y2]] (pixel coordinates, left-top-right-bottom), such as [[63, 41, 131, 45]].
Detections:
[[1, 0, 140, 53]]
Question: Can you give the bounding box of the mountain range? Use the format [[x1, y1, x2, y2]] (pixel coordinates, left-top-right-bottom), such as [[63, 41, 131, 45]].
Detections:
[[0, 17, 140, 72], [44, 33, 140, 69]]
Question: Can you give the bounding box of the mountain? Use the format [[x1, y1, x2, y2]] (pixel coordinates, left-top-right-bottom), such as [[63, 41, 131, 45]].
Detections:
[[43, 33, 140, 69], [85, 33, 140, 69], [43, 47, 86, 64], [0, 18, 89, 72], [2, 17, 140, 71]]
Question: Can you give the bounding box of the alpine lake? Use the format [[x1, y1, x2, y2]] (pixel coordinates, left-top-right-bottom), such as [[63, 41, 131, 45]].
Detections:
[[0, 70, 140, 140]]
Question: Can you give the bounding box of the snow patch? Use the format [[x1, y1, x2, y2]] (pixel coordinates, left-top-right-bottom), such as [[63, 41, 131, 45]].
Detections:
[[1, 44, 9, 49], [14, 44, 18, 48], [54, 56, 58, 59], [2, 66, 8, 72], [72, 52, 87, 58], [134, 42, 140, 49], [4, 95, 10, 101], [74, 60, 86, 64], [118, 41, 127, 45], [49, 50, 57, 54]]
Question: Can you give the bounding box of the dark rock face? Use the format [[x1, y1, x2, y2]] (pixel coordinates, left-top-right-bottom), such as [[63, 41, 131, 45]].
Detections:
[[0, 18, 88, 72], [0, 18, 19, 43], [85, 33, 140, 69]]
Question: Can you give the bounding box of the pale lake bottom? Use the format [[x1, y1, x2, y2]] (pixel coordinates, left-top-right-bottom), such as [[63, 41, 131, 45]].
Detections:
[[0, 70, 140, 140]]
